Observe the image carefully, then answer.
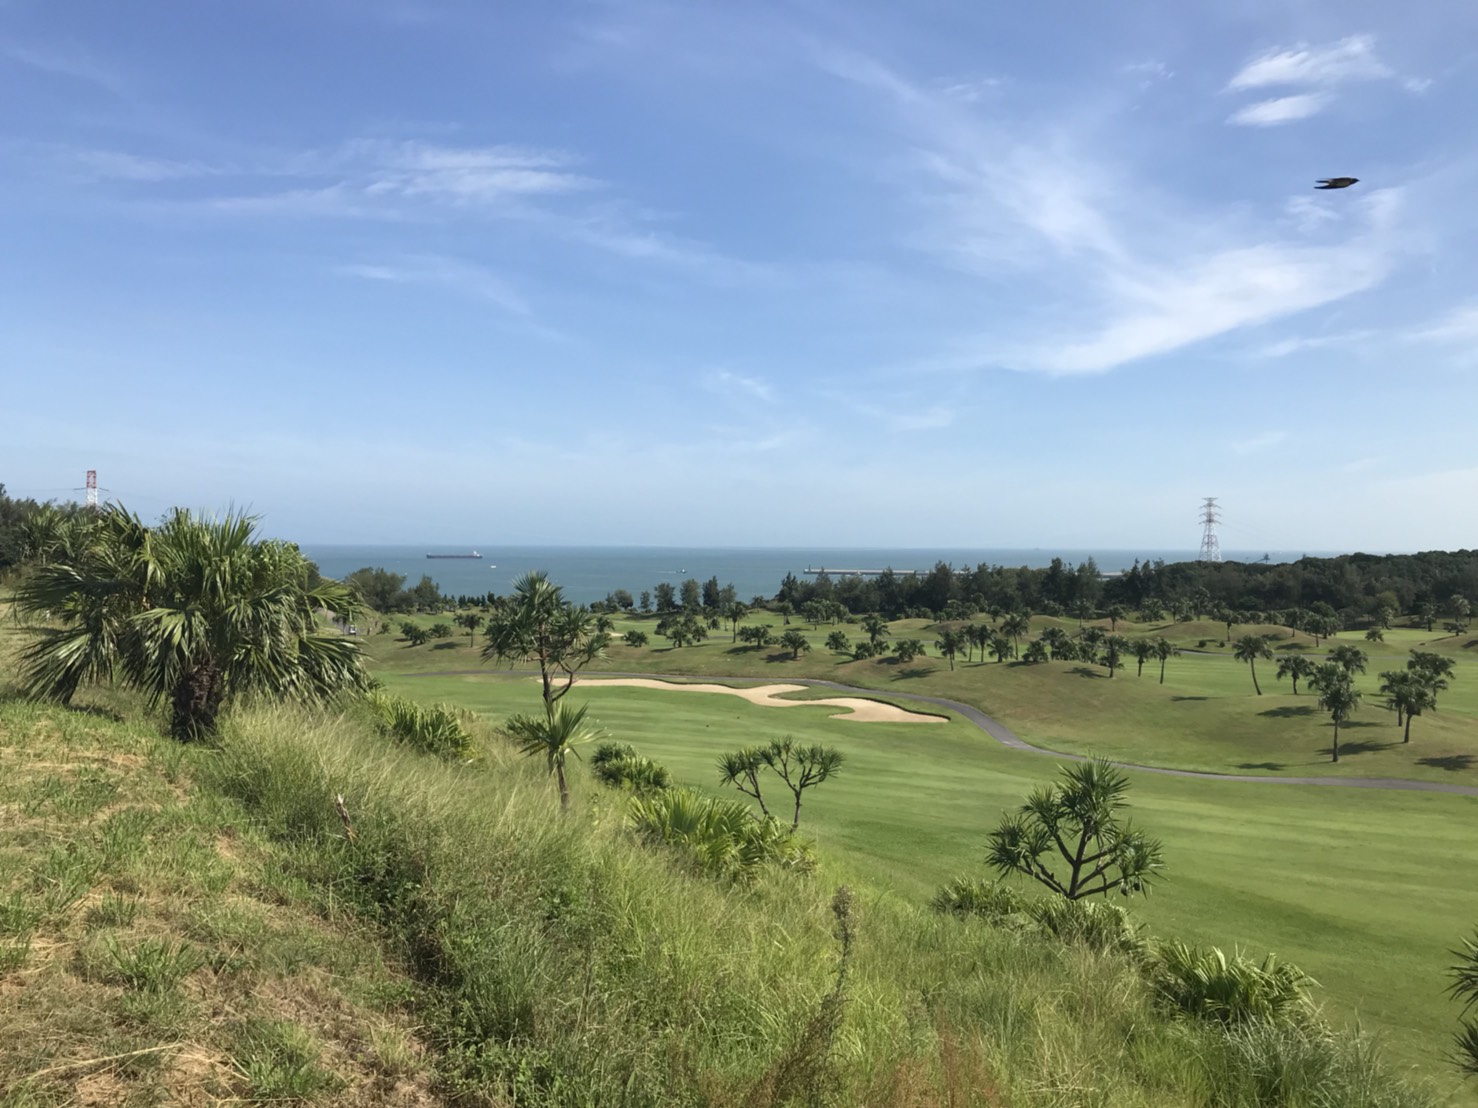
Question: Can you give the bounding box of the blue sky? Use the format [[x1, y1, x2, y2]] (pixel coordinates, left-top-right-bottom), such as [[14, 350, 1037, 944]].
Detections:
[[3, 0, 1477, 550]]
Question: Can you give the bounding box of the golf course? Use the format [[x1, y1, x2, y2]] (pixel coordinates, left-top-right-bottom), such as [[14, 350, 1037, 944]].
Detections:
[[370, 603, 1478, 1093]]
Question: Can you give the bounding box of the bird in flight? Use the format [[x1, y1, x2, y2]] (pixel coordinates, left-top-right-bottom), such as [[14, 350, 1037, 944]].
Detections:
[[1315, 177, 1359, 189]]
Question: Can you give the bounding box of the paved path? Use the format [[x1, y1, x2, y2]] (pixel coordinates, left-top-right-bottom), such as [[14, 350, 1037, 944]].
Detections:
[[400, 669, 1478, 798]]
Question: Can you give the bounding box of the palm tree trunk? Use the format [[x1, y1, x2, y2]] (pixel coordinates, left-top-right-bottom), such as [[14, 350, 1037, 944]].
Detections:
[[1250, 663, 1262, 696], [171, 660, 224, 742], [1331, 722, 1340, 763], [556, 761, 570, 812], [1159, 658, 1167, 684], [1403, 715, 1412, 744]]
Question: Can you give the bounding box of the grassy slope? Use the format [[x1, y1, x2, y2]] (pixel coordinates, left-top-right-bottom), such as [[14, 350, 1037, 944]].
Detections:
[[0, 694, 438, 1106], [8, 694, 1431, 1108], [382, 670, 1478, 1097]]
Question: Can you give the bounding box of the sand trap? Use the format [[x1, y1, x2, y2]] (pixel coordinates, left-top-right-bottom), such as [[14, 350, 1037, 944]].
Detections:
[[568, 678, 947, 723]]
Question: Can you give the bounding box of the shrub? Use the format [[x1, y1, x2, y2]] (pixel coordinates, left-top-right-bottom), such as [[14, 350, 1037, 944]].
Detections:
[[590, 742, 671, 793], [1152, 940, 1316, 1025], [929, 877, 1028, 921], [366, 692, 477, 761], [627, 788, 813, 882], [1028, 896, 1148, 958]]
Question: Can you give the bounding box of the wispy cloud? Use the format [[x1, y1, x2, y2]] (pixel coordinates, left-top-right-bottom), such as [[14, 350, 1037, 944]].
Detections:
[[704, 370, 776, 404], [1409, 302, 1478, 344], [336, 256, 531, 315], [1232, 429, 1287, 454], [1, 41, 127, 94], [1256, 331, 1374, 358], [1228, 93, 1329, 127], [821, 50, 1411, 375], [1225, 35, 1390, 91]]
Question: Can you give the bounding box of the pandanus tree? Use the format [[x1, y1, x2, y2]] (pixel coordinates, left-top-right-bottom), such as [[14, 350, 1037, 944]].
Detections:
[[454, 611, 483, 646], [482, 570, 609, 713], [987, 759, 1163, 900], [506, 700, 601, 812], [1328, 644, 1368, 677], [14, 505, 368, 741], [861, 614, 890, 651], [1233, 635, 1273, 695], [1102, 634, 1130, 677]]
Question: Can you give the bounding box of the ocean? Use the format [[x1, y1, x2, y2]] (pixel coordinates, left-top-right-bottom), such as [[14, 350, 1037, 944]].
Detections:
[[299, 545, 1326, 606]]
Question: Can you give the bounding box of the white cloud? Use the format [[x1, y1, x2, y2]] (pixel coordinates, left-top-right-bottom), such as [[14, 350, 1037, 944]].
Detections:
[[1403, 76, 1433, 94], [1225, 35, 1390, 91], [1228, 94, 1330, 127], [822, 50, 1411, 376], [936, 76, 1003, 103]]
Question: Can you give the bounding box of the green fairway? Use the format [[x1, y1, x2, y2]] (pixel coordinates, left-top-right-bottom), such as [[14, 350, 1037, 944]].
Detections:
[[386, 670, 1478, 1092], [368, 608, 1478, 785]]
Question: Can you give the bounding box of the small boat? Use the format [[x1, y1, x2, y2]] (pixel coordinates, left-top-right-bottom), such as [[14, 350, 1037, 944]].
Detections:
[[426, 551, 482, 559]]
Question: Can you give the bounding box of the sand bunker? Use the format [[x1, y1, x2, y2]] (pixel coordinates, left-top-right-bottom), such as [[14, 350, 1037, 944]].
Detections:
[[570, 678, 947, 723]]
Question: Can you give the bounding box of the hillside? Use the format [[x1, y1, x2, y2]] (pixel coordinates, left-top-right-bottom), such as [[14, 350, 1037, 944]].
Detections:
[[0, 689, 1439, 1106]]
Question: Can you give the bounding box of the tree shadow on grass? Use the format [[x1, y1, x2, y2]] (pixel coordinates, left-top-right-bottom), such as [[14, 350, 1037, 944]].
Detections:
[[890, 667, 934, 681], [1236, 761, 1287, 771], [1326, 737, 1398, 758], [1417, 755, 1476, 772], [1069, 667, 1108, 679], [1259, 705, 1318, 719], [1275, 642, 1308, 652], [1170, 695, 1208, 702], [431, 642, 458, 651]]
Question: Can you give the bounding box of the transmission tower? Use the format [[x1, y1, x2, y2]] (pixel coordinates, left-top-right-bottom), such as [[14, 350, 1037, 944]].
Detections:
[[1197, 497, 1221, 563], [85, 470, 98, 510]]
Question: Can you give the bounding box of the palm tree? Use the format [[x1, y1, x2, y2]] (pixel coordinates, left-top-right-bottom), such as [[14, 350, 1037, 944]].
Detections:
[[724, 601, 748, 641], [1232, 635, 1273, 695], [989, 635, 1014, 664], [1001, 612, 1031, 658], [454, 611, 484, 646], [1365, 627, 1384, 643], [1311, 663, 1360, 762], [1153, 637, 1177, 685], [1102, 634, 1130, 677], [1022, 639, 1050, 663], [14, 505, 367, 740], [935, 627, 965, 670], [1418, 602, 1437, 633], [482, 571, 608, 712], [1275, 653, 1315, 695], [861, 614, 890, 651], [780, 629, 810, 659], [1131, 638, 1155, 677], [1105, 604, 1127, 632], [968, 622, 992, 664], [1217, 609, 1237, 644], [1379, 670, 1434, 743], [1328, 644, 1368, 677], [506, 701, 601, 812]]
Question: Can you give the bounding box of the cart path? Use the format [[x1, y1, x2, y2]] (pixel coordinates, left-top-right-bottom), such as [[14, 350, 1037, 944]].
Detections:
[[398, 669, 1478, 797]]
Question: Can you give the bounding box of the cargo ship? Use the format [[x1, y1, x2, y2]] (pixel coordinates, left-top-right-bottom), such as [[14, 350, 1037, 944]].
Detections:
[[426, 551, 483, 559]]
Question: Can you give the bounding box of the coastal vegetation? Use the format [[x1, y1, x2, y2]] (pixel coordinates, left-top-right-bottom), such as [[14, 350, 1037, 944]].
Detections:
[[5, 495, 1478, 1103]]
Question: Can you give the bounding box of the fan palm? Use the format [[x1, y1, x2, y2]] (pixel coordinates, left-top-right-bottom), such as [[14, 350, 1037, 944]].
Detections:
[[1275, 653, 1315, 695], [13, 505, 367, 740]]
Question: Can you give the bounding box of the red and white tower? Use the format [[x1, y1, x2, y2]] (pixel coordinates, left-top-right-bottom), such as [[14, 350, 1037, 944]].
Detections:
[[85, 470, 98, 510]]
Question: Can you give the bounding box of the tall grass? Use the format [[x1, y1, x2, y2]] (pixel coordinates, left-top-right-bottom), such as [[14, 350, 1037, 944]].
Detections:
[[201, 706, 1435, 1108]]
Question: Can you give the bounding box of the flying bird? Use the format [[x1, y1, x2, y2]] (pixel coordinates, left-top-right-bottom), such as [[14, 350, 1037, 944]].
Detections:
[[1315, 177, 1359, 189]]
